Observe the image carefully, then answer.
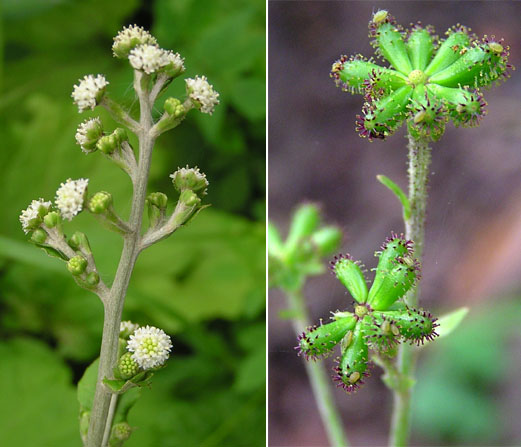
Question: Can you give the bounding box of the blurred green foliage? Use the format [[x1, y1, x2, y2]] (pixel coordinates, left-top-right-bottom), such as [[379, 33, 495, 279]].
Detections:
[[412, 299, 521, 446], [0, 0, 265, 445]]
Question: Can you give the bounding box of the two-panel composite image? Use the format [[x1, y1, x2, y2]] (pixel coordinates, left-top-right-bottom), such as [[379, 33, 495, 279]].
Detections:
[[1, 1, 521, 446]]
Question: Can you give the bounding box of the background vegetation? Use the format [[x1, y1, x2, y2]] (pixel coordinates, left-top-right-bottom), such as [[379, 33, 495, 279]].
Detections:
[[0, 0, 265, 445]]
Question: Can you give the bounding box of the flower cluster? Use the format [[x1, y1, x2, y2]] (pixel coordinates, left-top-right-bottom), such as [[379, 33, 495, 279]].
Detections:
[[75, 117, 103, 153], [112, 25, 158, 58], [72, 75, 109, 112], [55, 178, 89, 221], [331, 10, 513, 141], [19, 199, 52, 234], [170, 166, 209, 196], [185, 76, 220, 115], [297, 233, 438, 392]]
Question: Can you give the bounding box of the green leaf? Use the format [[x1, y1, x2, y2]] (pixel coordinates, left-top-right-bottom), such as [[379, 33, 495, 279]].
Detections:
[[0, 338, 78, 446], [435, 307, 469, 339], [376, 174, 411, 220], [78, 358, 99, 411]]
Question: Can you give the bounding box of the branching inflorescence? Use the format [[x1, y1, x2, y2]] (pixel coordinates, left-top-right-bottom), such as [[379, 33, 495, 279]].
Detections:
[[331, 10, 513, 141], [297, 233, 438, 393], [20, 24, 219, 447]]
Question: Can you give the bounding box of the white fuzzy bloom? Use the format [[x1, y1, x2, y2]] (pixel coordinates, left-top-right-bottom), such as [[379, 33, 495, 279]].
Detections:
[[72, 75, 109, 112], [120, 321, 139, 335], [165, 50, 185, 74], [128, 44, 169, 74], [127, 325, 172, 369], [112, 25, 158, 58], [185, 76, 220, 115], [19, 199, 52, 233], [55, 178, 89, 221], [75, 117, 103, 153]]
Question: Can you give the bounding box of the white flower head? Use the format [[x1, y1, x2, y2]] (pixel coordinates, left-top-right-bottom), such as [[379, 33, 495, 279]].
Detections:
[[185, 76, 220, 115], [169, 165, 209, 195], [127, 325, 172, 370], [128, 44, 169, 75], [164, 50, 185, 76], [20, 199, 52, 233], [72, 75, 109, 112], [120, 321, 139, 336], [75, 117, 103, 153], [112, 25, 158, 58], [55, 178, 89, 221]]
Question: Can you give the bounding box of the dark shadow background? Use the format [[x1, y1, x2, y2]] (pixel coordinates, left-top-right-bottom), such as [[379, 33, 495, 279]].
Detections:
[[269, 2, 521, 446]]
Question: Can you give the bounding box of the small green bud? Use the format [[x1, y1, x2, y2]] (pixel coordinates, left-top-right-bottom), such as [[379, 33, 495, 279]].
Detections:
[[86, 272, 100, 287], [30, 228, 47, 244], [43, 211, 60, 228], [68, 231, 92, 254], [331, 254, 368, 303], [311, 226, 342, 255], [110, 422, 132, 444], [179, 189, 201, 207], [88, 191, 113, 214], [147, 192, 168, 209], [164, 97, 186, 118], [96, 135, 117, 154], [118, 352, 140, 379], [113, 127, 128, 144], [67, 255, 88, 276], [170, 166, 208, 196]]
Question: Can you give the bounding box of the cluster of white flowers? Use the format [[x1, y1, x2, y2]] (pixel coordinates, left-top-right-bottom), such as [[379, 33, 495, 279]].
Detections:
[[120, 320, 139, 335], [127, 325, 172, 369], [19, 199, 52, 233], [55, 178, 89, 221], [185, 76, 220, 115], [170, 165, 209, 195], [72, 75, 109, 112], [165, 51, 185, 74], [75, 117, 103, 153], [129, 44, 170, 74], [112, 25, 158, 58]]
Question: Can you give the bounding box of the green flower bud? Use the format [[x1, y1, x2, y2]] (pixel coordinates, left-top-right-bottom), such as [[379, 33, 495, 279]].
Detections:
[[330, 254, 368, 303], [30, 228, 47, 244], [284, 204, 321, 253], [96, 129, 126, 155], [43, 211, 60, 228], [147, 192, 168, 209], [110, 422, 132, 444], [112, 25, 158, 59], [88, 191, 113, 214], [164, 98, 186, 118], [67, 255, 88, 276], [297, 316, 356, 360], [118, 352, 140, 379], [113, 127, 128, 144], [311, 226, 342, 256], [179, 189, 201, 207], [334, 321, 369, 392], [68, 231, 92, 254], [86, 272, 100, 287], [170, 166, 208, 196]]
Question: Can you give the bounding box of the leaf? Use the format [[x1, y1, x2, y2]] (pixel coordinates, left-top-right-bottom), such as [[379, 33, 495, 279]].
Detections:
[[435, 307, 469, 339], [78, 358, 99, 411], [0, 338, 78, 446], [376, 174, 411, 220]]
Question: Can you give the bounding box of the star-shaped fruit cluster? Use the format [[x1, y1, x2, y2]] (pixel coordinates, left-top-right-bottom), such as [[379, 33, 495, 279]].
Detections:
[[297, 233, 439, 393], [331, 10, 513, 141]]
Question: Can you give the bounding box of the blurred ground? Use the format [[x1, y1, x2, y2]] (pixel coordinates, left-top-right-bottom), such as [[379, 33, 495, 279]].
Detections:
[[268, 2, 521, 446]]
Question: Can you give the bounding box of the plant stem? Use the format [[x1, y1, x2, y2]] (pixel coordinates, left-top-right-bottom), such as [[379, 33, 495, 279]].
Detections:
[[388, 132, 431, 447], [101, 394, 118, 447], [286, 289, 349, 447], [86, 71, 155, 446]]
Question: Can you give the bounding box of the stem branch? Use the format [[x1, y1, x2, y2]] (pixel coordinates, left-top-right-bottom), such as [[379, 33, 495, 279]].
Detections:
[[388, 132, 431, 447]]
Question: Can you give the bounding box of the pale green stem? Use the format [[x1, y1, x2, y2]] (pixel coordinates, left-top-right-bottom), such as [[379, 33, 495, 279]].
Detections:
[[388, 132, 431, 447], [101, 394, 118, 447], [286, 289, 349, 447], [86, 70, 155, 446]]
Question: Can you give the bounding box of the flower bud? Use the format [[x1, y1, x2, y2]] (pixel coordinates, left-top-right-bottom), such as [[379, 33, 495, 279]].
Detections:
[[75, 118, 103, 153], [311, 226, 342, 255], [20, 199, 52, 234], [69, 231, 92, 254], [120, 321, 139, 339], [285, 204, 320, 252], [67, 255, 88, 276], [112, 25, 158, 59], [118, 352, 141, 379], [330, 254, 368, 303], [86, 272, 100, 287], [43, 211, 60, 228], [88, 191, 113, 214], [164, 98, 186, 119], [110, 422, 132, 443], [30, 228, 47, 244], [96, 134, 118, 154], [147, 192, 168, 209], [163, 51, 185, 78], [179, 190, 201, 207], [170, 166, 208, 196]]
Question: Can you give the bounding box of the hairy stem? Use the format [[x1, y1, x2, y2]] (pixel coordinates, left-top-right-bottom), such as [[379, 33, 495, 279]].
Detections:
[[287, 289, 349, 447], [87, 71, 155, 446], [388, 132, 431, 447]]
